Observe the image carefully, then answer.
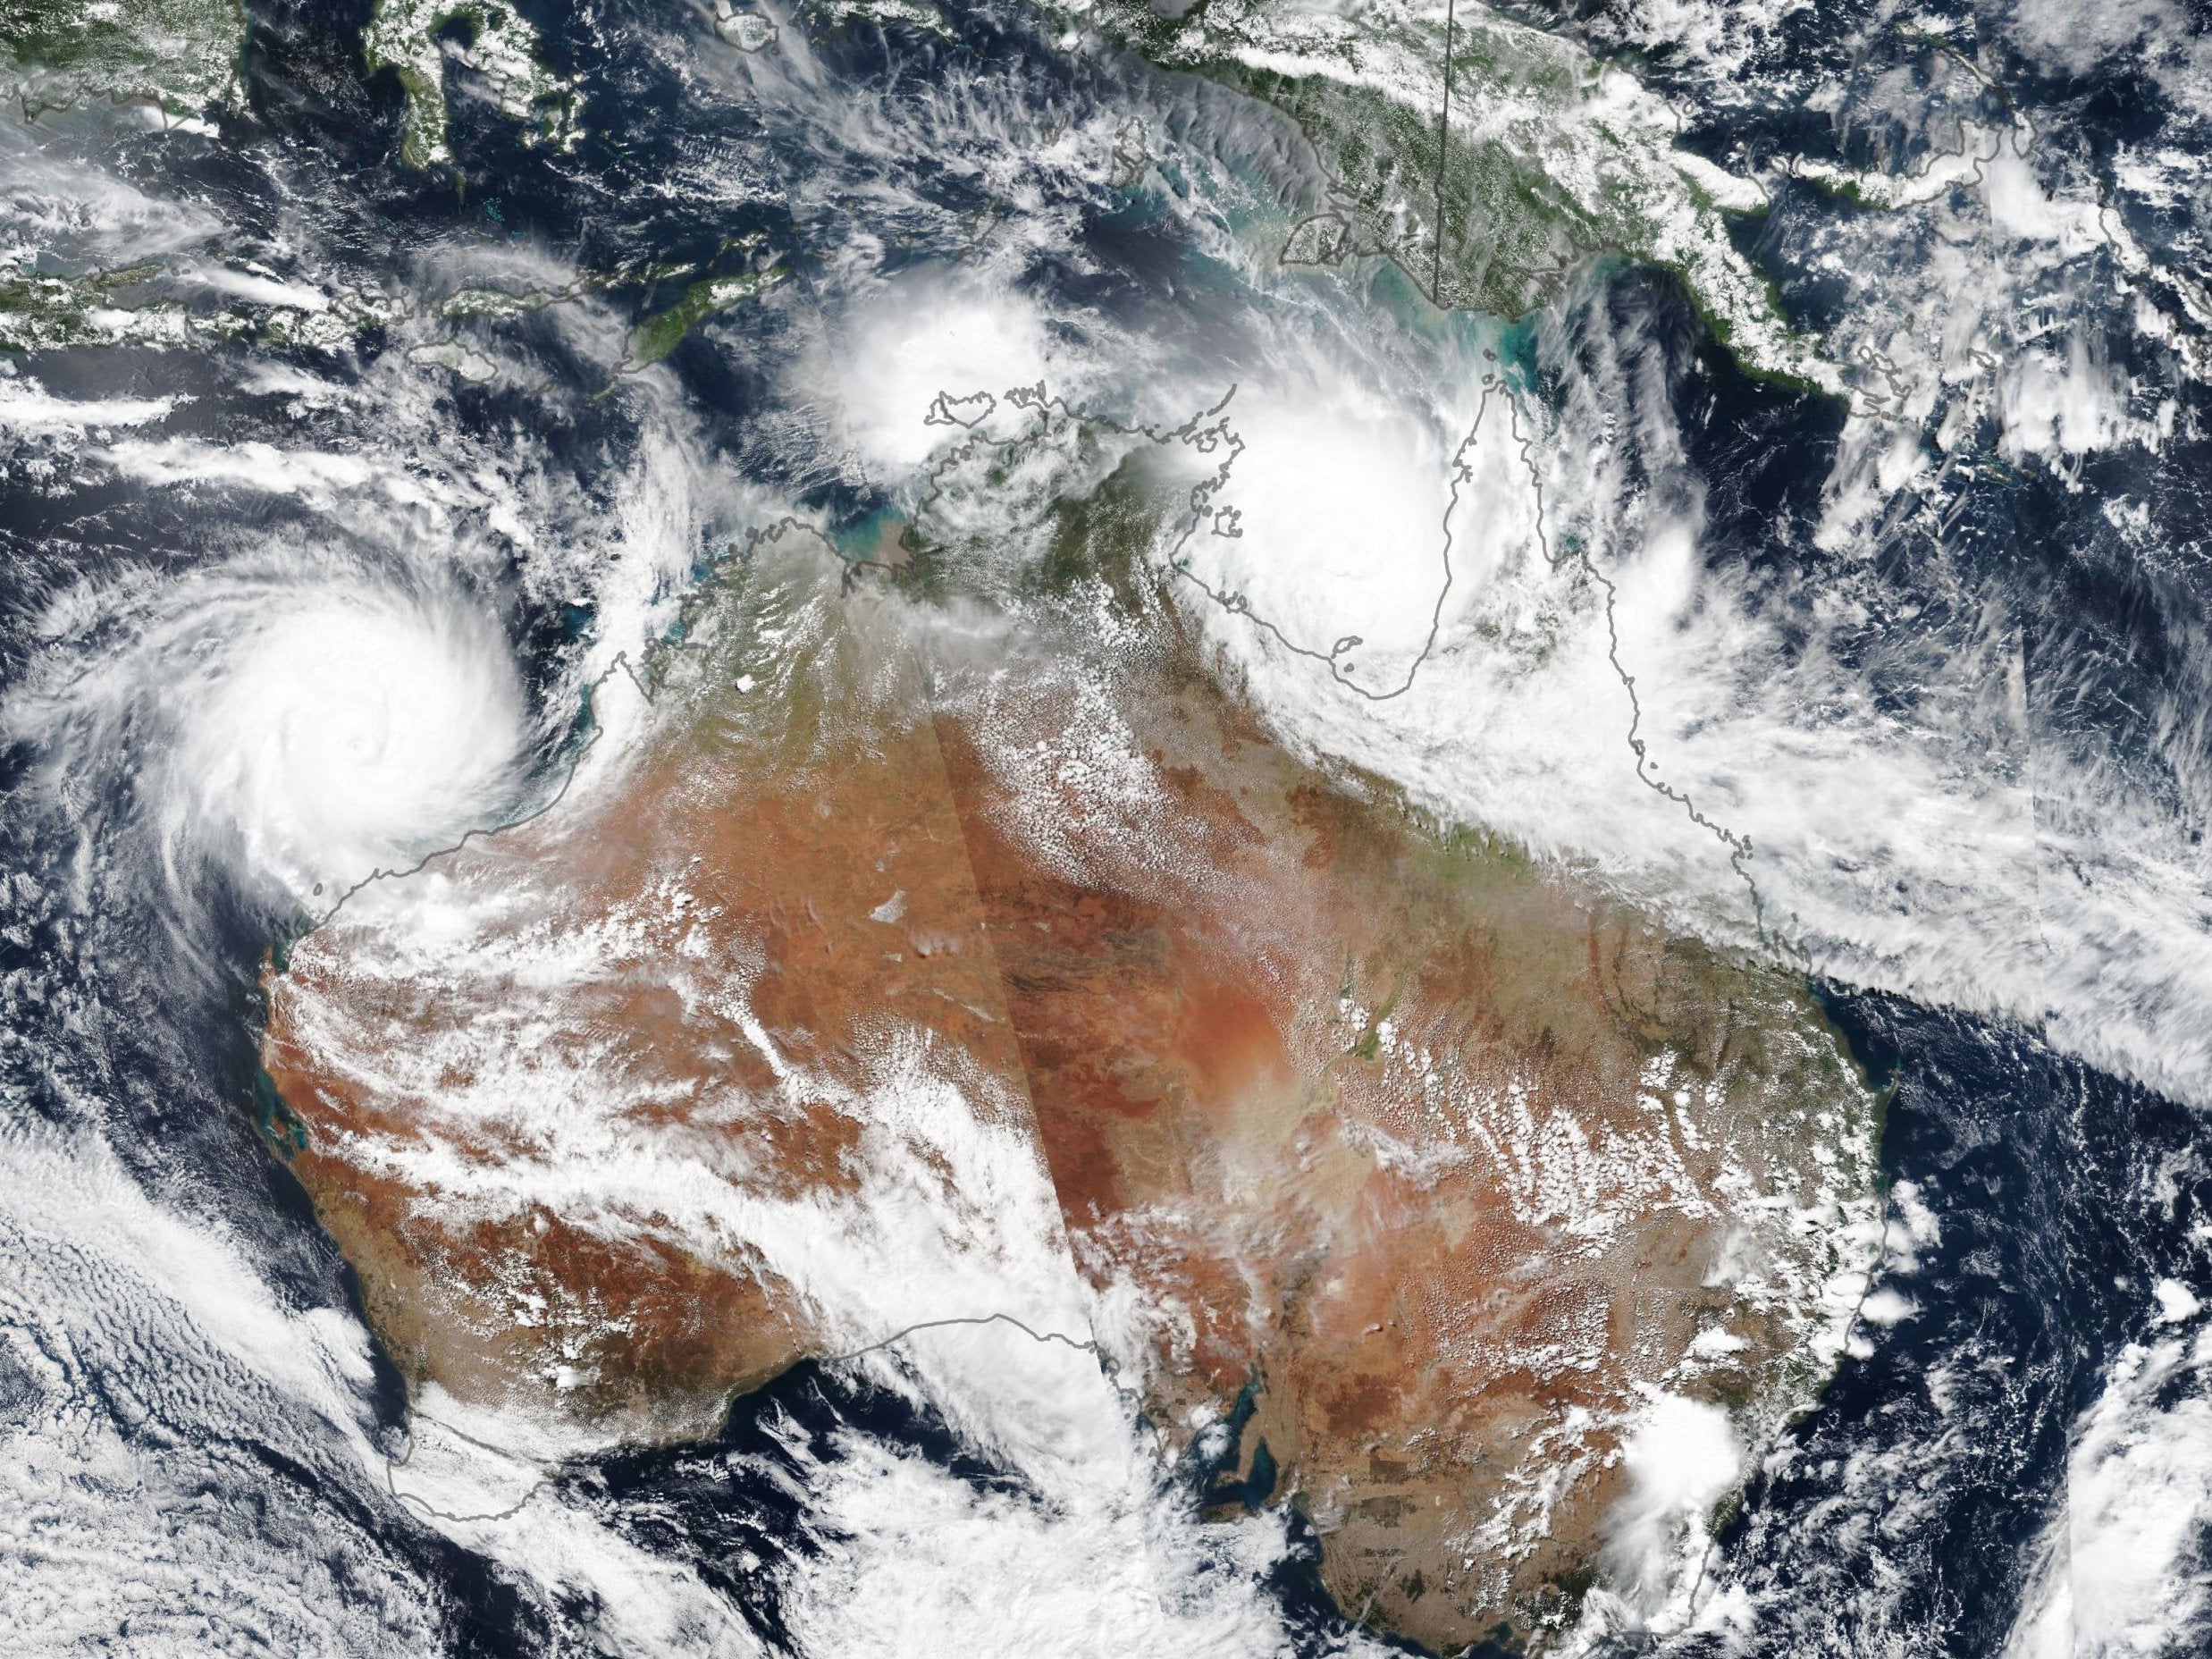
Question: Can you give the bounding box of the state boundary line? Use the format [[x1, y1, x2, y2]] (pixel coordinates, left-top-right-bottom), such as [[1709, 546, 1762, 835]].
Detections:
[[1433, 0, 1458, 302]]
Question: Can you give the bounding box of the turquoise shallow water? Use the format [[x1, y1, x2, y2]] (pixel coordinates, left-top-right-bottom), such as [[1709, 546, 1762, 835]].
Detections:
[[4, 0, 2212, 1649]]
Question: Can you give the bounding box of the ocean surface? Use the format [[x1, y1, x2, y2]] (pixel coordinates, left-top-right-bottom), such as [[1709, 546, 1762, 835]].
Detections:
[[5, 0, 2212, 1650]]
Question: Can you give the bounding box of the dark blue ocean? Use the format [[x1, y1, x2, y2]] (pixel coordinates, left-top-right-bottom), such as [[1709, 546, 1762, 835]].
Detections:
[[4, 0, 2211, 1650]]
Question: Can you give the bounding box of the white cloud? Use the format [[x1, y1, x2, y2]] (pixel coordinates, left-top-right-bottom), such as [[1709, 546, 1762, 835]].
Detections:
[[1595, 1392, 1744, 1619], [828, 274, 1060, 477], [0, 373, 177, 433], [2006, 1331, 2212, 1659], [2157, 1280, 2203, 1326]]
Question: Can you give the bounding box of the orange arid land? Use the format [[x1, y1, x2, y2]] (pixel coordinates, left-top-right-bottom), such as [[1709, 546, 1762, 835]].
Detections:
[[263, 478, 1880, 1650]]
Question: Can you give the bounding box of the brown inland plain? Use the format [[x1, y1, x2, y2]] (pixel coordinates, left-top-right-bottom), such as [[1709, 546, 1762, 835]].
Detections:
[[260, 538, 1880, 1652]]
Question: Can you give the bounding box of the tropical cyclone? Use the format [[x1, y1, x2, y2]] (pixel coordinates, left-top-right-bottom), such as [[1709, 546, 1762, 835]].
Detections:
[[262, 493, 1882, 1648]]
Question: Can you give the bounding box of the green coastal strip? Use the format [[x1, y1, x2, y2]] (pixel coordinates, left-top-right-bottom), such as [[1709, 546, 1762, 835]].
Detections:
[[1064, 0, 1836, 391]]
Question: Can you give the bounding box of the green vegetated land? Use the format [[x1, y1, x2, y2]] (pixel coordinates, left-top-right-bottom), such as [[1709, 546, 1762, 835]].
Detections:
[[1077, 0, 1832, 387], [628, 268, 785, 367], [364, 0, 580, 168], [0, 0, 247, 115]]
